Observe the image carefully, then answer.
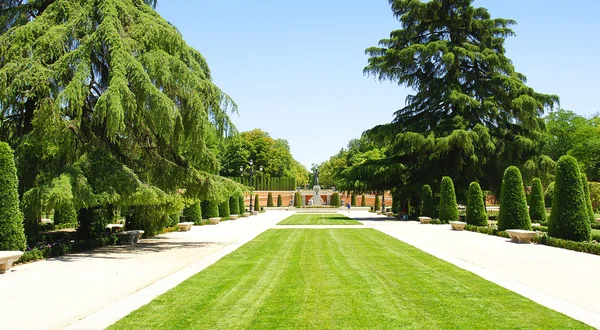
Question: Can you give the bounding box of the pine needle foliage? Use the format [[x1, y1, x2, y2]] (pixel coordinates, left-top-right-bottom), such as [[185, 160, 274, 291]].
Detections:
[[439, 176, 458, 223], [498, 167, 531, 231], [0, 142, 26, 251], [529, 178, 546, 222], [466, 182, 487, 226], [420, 184, 433, 217]]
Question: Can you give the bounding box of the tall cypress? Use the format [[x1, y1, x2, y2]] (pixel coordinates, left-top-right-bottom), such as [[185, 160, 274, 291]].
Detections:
[[439, 177, 459, 223], [529, 178, 546, 223], [0, 142, 26, 251], [498, 167, 531, 231], [420, 184, 433, 217], [229, 196, 239, 215], [466, 182, 487, 226]]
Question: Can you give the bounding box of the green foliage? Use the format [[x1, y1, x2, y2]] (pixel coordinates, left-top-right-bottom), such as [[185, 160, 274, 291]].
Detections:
[[498, 167, 531, 231], [78, 207, 111, 240], [351, 193, 357, 206], [548, 156, 591, 241], [218, 200, 230, 218], [294, 191, 302, 207], [589, 182, 600, 212], [466, 182, 487, 226], [581, 174, 595, 224], [545, 182, 555, 208], [464, 225, 511, 239], [254, 194, 260, 211], [202, 200, 219, 219], [534, 234, 600, 256], [374, 195, 381, 211], [238, 196, 245, 214], [125, 204, 176, 237], [183, 202, 202, 224], [529, 178, 547, 222], [420, 185, 433, 217], [331, 192, 341, 207], [439, 177, 458, 223], [0, 142, 26, 251], [267, 192, 274, 207], [229, 196, 239, 215], [277, 194, 282, 207], [53, 201, 78, 226], [361, 194, 366, 207]]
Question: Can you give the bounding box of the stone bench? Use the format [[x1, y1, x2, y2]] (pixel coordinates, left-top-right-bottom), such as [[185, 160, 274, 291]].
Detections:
[[115, 230, 144, 245], [106, 224, 124, 233], [375, 210, 382, 215], [242, 212, 251, 217], [251, 211, 259, 216], [419, 216, 432, 224], [229, 214, 239, 220], [450, 221, 467, 231], [596, 218, 600, 224], [0, 251, 23, 274], [506, 229, 537, 243], [177, 222, 194, 232], [386, 212, 395, 217], [209, 217, 221, 225]]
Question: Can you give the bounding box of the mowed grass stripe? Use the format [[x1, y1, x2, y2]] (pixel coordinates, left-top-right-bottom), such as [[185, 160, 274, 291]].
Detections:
[[277, 213, 362, 225], [110, 229, 590, 329]]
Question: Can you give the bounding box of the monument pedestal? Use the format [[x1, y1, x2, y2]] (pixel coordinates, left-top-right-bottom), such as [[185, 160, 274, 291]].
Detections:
[[312, 185, 322, 206]]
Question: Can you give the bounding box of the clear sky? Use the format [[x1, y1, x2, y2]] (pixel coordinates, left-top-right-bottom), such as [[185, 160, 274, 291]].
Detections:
[[157, 0, 600, 169]]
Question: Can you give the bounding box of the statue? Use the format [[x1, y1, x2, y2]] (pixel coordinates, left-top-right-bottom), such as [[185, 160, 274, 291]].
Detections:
[[313, 168, 319, 186]]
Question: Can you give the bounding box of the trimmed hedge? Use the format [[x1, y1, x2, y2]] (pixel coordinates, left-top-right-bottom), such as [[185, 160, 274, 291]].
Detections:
[[529, 178, 546, 222], [294, 191, 302, 207], [238, 196, 245, 214], [331, 192, 341, 207], [420, 184, 433, 217], [466, 182, 487, 226], [361, 194, 366, 207], [125, 205, 170, 237], [464, 225, 511, 239], [0, 142, 26, 251], [78, 207, 111, 240], [219, 200, 230, 218], [534, 234, 600, 256], [439, 177, 458, 223], [351, 193, 357, 206], [544, 182, 555, 208], [277, 194, 282, 207], [498, 166, 531, 231], [254, 194, 260, 211], [267, 192, 274, 207], [581, 174, 594, 224], [548, 156, 591, 242], [183, 202, 202, 224], [53, 201, 77, 226], [374, 194, 380, 211], [202, 200, 219, 219], [229, 196, 239, 215]]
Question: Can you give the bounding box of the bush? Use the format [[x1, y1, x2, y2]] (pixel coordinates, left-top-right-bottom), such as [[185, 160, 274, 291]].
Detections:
[[124, 205, 170, 237], [466, 182, 487, 226], [219, 200, 230, 218], [544, 182, 555, 208], [529, 178, 547, 223], [277, 194, 282, 207], [439, 177, 458, 223], [229, 196, 239, 215], [183, 202, 202, 224], [374, 195, 380, 211], [78, 206, 111, 240], [0, 142, 26, 251], [202, 200, 219, 219], [294, 191, 302, 207], [498, 167, 531, 231], [238, 196, 245, 214], [254, 194, 260, 211], [534, 234, 600, 256], [464, 225, 511, 239], [589, 182, 600, 212], [361, 194, 366, 207], [581, 174, 594, 224], [351, 193, 357, 206], [53, 201, 77, 226], [420, 184, 433, 217], [331, 192, 341, 207], [548, 156, 591, 242], [267, 192, 274, 207]]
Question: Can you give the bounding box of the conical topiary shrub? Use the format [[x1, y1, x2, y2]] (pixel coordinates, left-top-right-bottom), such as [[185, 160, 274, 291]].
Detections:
[[229, 196, 239, 215], [548, 156, 590, 241], [277, 194, 282, 207], [439, 177, 459, 223], [267, 192, 274, 207], [466, 182, 487, 226], [219, 200, 230, 218], [529, 178, 546, 223], [0, 142, 26, 251], [351, 193, 357, 206], [544, 182, 555, 208], [294, 191, 302, 207], [420, 184, 433, 217], [581, 174, 595, 225], [54, 201, 77, 226], [183, 202, 202, 224], [374, 194, 381, 211], [202, 200, 219, 219], [498, 166, 531, 231], [361, 194, 367, 207], [238, 195, 245, 214], [331, 192, 341, 207], [254, 194, 260, 211]]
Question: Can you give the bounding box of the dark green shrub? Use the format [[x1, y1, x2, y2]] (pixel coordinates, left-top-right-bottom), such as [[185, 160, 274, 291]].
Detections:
[[230, 196, 239, 215], [202, 200, 219, 219], [548, 156, 591, 241], [439, 177, 458, 223], [360, 194, 366, 207], [420, 184, 433, 217], [592, 223, 600, 230], [53, 201, 77, 226], [267, 192, 274, 207], [277, 194, 282, 207], [466, 182, 487, 226], [294, 191, 302, 207], [238, 196, 245, 213], [0, 142, 26, 251], [351, 193, 357, 206], [464, 225, 511, 239], [498, 167, 531, 231], [124, 205, 169, 237], [169, 213, 180, 227], [183, 202, 202, 224], [529, 178, 546, 223], [78, 207, 110, 240], [254, 194, 260, 211], [581, 174, 594, 224], [219, 200, 230, 218], [374, 195, 380, 211], [329, 192, 340, 207], [589, 182, 600, 212], [544, 182, 555, 208], [534, 234, 600, 256]]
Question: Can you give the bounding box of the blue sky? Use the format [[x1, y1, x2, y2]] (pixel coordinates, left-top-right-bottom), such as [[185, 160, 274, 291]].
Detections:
[[157, 0, 600, 169]]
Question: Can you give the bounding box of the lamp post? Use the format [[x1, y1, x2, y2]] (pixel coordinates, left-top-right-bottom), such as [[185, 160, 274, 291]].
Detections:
[[240, 159, 262, 212]]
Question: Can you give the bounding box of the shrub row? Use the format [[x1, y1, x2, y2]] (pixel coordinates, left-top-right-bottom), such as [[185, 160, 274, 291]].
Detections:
[[533, 235, 600, 256], [464, 225, 511, 239], [229, 176, 297, 191], [17, 235, 117, 264]]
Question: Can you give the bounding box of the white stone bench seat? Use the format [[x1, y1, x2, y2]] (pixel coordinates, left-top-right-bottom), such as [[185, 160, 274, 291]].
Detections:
[[0, 251, 24, 274], [450, 221, 467, 231], [506, 229, 536, 243], [177, 222, 194, 232], [419, 217, 432, 224]]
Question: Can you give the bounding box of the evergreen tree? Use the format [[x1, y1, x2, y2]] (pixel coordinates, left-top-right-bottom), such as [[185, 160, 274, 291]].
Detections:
[[267, 192, 274, 207], [294, 191, 302, 207], [229, 196, 239, 215], [202, 200, 219, 219], [351, 193, 357, 206], [183, 202, 202, 224], [374, 195, 381, 211], [498, 167, 531, 231], [466, 182, 487, 226], [331, 192, 341, 207], [0, 142, 26, 251], [420, 184, 433, 217], [219, 200, 230, 218], [545, 182, 555, 208], [277, 194, 282, 207], [581, 174, 595, 225], [548, 156, 590, 241], [53, 201, 77, 226], [254, 194, 260, 211], [529, 178, 547, 223], [361, 194, 367, 207], [238, 196, 245, 214], [439, 177, 459, 223]]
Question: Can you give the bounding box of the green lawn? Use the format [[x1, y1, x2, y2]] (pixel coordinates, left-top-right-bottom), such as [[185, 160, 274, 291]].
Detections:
[[277, 213, 361, 225], [592, 228, 600, 236], [110, 229, 588, 329]]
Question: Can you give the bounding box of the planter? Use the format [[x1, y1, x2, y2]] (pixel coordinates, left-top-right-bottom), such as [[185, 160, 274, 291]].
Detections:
[[0, 251, 23, 274], [229, 214, 239, 220], [251, 211, 259, 216], [506, 229, 536, 243], [419, 216, 432, 224], [209, 217, 221, 225], [177, 222, 194, 232], [115, 230, 144, 245], [376, 210, 382, 215], [242, 212, 251, 217], [449, 221, 467, 231]]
